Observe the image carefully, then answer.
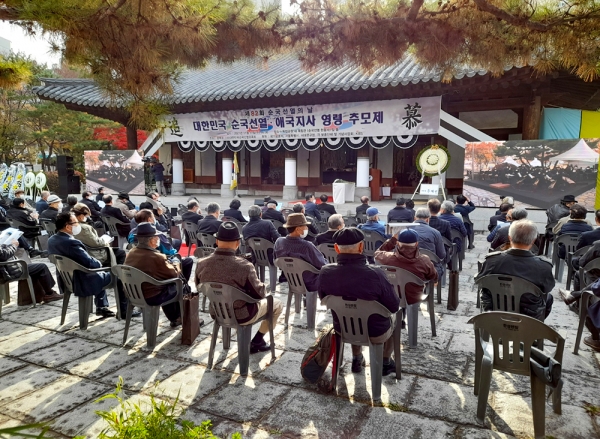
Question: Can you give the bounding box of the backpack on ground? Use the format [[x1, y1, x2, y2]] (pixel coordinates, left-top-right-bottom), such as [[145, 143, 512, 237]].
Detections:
[[300, 324, 337, 384]]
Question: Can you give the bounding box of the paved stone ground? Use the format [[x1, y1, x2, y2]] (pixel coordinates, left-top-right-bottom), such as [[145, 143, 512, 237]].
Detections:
[[0, 234, 599, 438]]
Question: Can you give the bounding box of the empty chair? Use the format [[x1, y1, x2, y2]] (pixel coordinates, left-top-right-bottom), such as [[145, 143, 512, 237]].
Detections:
[[50, 254, 116, 330], [199, 282, 276, 376], [0, 260, 36, 316], [552, 234, 580, 281], [356, 213, 367, 224], [362, 230, 387, 259], [40, 219, 57, 237], [322, 296, 402, 402], [183, 221, 200, 256], [246, 238, 277, 294], [565, 245, 592, 289], [318, 243, 338, 264], [274, 257, 321, 330], [468, 312, 564, 439], [112, 265, 184, 349], [199, 233, 217, 248], [378, 265, 436, 348], [102, 215, 130, 250], [419, 249, 443, 304], [269, 219, 284, 230], [342, 216, 359, 227]]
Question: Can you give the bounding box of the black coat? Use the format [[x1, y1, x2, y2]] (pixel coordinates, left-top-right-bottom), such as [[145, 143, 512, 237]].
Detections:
[[577, 227, 600, 250], [356, 204, 370, 215], [101, 205, 131, 237], [6, 206, 40, 239], [488, 212, 508, 232], [40, 207, 59, 222], [387, 206, 414, 223], [197, 215, 222, 235], [262, 208, 285, 224], [223, 208, 247, 223], [181, 211, 203, 224], [546, 203, 570, 232], [242, 217, 279, 243], [80, 197, 102, 221], [315, 230, 336, 246], [317, 203, 337, 215]]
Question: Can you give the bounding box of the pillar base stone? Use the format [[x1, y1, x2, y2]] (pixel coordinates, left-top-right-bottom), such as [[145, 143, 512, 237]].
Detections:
[[171, 183, 186, 196], [283, 185, 298, 201], [354, 187, 371, 203], [220, 184, 235, 198]]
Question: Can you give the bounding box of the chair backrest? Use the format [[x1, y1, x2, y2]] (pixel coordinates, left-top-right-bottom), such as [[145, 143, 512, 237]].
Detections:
[[555, 234, 580, 254], [269, 219, 284, 230], [342, 216, 359, 227], [246, 237, 274, 267], [320, 211, 331, 222], [183, 221, 200, 242], [475, 274, 544, 313], [193, 247, 215, 258], [419, 248, 441, 264], [581, 257, 600, 285], [111, 265, 179, 307], [468, 311, 564, 375], [450, 229, 465, 254], [356, 213, 367, 224], [572, 245, 592, 259], [281, 209, 293, 221], [49, 254, 93, 295], [321, 295, 394, 346], [40, 219, 57, 236], [318, 243, 338, 264], [198, 281, 260, 328], [199, 233, 217, 248], [362, 230, 386, 257], [102, 215, 128, 236], [274, 257, 321, 294], [377, 265, 426, 307]]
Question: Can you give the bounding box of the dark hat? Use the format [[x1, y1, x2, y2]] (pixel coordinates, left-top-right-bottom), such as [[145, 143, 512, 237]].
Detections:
[[284, 213, 310, 228], [134, 222, 162, 237], [398, 229, 419, 244], [333, 227, 364, 246], [396, 197, 406, 205], [216, 221, 241, 241], [117, 192, 130, 200], [12, 197, 24, 207], [561, 195, 577, 203]]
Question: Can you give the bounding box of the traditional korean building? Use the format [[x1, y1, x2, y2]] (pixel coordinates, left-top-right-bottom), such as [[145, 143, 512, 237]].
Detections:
[[33, 55, 600, 200]]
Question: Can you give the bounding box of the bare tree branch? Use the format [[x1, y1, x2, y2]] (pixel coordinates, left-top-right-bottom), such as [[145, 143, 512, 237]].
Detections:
[[471, 0, 548, 31]]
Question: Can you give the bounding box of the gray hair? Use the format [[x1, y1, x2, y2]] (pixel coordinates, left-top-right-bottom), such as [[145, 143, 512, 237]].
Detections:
[[248, 205, 262, 218], [328, 214, 343, 230], [292, 203, 304, 213], [337, 242, 362, 253], [508, 219, 538, 246], [137, 236, 155, 247], [441, 200, 455, 213], [368, 214, 378, 221], [267, 200, 277, 207], [510, 207, 528, 221], [206, 202, 220, 215], [415, 208, 430, 220], [41, 190, 50, 199]]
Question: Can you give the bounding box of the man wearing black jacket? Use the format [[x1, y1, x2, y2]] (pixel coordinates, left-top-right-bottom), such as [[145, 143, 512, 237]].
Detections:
[[101, 195, 131, 237], [40, 194, 62, 222], [197, 202, 222, 234], [80, 191, 102, 222], [7, 198, 41, 241], [242, 205, 280, 264], [488, 203, 511, 232], [576, 209, 600, 250], [427, 198, 452, 241], [181, 200, 203, 224], [317, 194, 336, 215]]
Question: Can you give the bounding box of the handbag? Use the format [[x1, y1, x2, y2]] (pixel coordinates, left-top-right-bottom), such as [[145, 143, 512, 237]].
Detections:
[[0, 261, 23, 283], [529, 346, 562, 388], [447, 270, 459, 311], [17, 278, 46, 306], [181, 292, 200, 345]]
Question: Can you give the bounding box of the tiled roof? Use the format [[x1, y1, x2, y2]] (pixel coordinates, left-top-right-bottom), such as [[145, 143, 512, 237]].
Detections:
[[33, 55, 512, 109]]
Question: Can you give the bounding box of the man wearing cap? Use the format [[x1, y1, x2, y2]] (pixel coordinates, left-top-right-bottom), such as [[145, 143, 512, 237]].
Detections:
[[274, 213, 327, 291], [80, 191, 102, 222], [197, 202, 222, 235], [355, 196, 370, 216], [114, 192, 137, 220], [125, 222, 192, 326], [35, 191, 50, 214], [262, 199, 285, 224], [412, 208, 446, 278], [304, 194, 321, 221], [358, 207, 390, 239], [292, 203, 319, 243], [318, 228, 400, 376], [546, 195, 576, 238], [40, 195, 63, 222], [553, 202, 593, 235], [387, 197, 414, 223], [49, 212, 122, 318], [315, 214, 344, 246], [374, 229, 438, 305], [196, 222, 282, 352]]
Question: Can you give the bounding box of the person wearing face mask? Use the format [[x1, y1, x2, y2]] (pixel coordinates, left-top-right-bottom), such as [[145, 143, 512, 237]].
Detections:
[[40, 195, 63, 222], [273, 213, 327, 292], [48, 212, 119, 318]]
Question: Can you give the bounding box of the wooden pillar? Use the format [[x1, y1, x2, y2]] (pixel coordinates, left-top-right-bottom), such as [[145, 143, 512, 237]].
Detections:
[[126, 125, 138, 150], [522, 96, 542, 140]]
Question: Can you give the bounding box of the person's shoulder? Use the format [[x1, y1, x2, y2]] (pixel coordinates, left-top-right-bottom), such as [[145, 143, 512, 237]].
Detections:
[[534, 255, 553, 266], [484, 251, 502, 259]]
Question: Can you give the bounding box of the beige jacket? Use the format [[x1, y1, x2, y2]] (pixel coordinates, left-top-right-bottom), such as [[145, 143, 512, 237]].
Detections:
[[76, 221, 115, 265], [113, 199, 136, 219]]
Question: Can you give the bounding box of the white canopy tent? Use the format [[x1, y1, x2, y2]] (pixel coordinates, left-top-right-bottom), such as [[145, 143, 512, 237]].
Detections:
[[503, 156, 520, 167], [530, 158, 542, 167], [122, 151, 143, 168], [549, 139, 599, 167]]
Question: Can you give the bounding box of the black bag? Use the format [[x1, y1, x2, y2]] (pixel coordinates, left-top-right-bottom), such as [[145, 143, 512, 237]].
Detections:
[[301, 324, 337, 384], [447, 270, 459, 311], [530, 346, 562, 388], [0, 261, 23, 282], [182, 292, 200, 345]]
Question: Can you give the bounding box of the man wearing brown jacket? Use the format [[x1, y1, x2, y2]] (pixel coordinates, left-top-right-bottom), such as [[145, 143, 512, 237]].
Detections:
[[196, 221, 283, 353], [374, 228, 438, 305]]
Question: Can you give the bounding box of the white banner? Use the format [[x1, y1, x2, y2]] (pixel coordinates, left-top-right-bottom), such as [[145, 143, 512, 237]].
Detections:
[[163, 97, 441, 142]]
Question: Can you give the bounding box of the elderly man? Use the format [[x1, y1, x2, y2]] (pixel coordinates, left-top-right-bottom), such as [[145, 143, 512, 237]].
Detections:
[[318, 228, 400, 375], [80, 191, 102, 222], [488, 203, 511, 232], [114, 193, 137, 220], [125, 223, 195, 327], [292, 203, 319, 242], [262, 199, 285, 223], [181, 200, 203, 224], [358, 207, 390, 238], [355, 196, 370, 216], [374, 229, 438, 305], [427, 198, 452, 241], [35, 191, 50, 214], [412, 208, 446, 278], [455, 194, 476, 249], [556, 204, 593, 260], [576, 209, 600, 250], [546, 194, 576, 237], [7, 198, 41, 242], [40, 195, 62, 222], [304, 194, 321, 221], [48, 212, 121, 318], [243, 205, 280, 264], [101, 195, 131, 237], [13, 189, 35, 212], [274, 213, 327, 292], [196, 222, 282, 352], [317, 194, 337, 215], [440, 200, 467, 253], [489, 207, 528, 250], [316, 214, 344, 245], [197, 202, 222, 235], [476, 220, 555, 321], [387, 197, 414, 223]]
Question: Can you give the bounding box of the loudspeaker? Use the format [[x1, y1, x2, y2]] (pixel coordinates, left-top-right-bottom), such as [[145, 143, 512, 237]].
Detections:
[[56, 156, 74, 176], [57, 155, 77, 198]]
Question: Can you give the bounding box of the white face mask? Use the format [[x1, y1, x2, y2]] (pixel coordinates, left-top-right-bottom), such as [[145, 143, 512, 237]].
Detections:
[[57, 203, 63, 211], [71, 224, 82, 236], [300, 229, 309, 239]]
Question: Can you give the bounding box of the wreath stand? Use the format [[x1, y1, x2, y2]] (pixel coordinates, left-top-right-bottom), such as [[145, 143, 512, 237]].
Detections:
[[411, 145, 449, 200]]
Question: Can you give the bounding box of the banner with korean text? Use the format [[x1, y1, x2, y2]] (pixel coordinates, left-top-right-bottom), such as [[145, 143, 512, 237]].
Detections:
[[163, 97, 441, 142]]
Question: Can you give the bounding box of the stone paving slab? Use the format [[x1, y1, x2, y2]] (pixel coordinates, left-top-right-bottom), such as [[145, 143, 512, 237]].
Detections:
[[0, 365, 67, 406], [57, 345, 146, 379], [0, 355, 27, 378], [99, 355, 189, 391], [0, 320, 40, 341], [357, 407, 456, 438], [0, 329, 70, 356], [20, 338, 107, 368]]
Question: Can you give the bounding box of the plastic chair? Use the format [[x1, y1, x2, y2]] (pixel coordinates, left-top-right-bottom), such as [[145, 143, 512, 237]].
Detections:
[[274, 257, 321, 330], [442, 237, 458, 292], [468, 311, 565, 439], [0, 260, 36, 316], [419, 249, 443, 305], [199, 282, 276, 376], [475, 274, 544, 315], [322, 295, 402, 401], [7, 218, 44, 250], [320, 211, 331, 222], [112, 265, 183, 349], [318, 243, 338, 264], [378, 265, 435, 348], [281, 209, 293, 221], [246, 238, 277, 294], [573, 289, 600, 354], [362, 230, 387, 258], [199, 233, 217, 248], [268, 219, 284, 230], [578, 257, 600, 289], [40, 219, 57, 237], [356, 213, 367, 224], [101, 215, 130, 250], [342, 216, 359, 227], [450, 229, 466, 271], [566, 245, 592, 290], [183, 221, 200, 256], [552, 234, 580, 281], [49, 254, 117, 330]]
